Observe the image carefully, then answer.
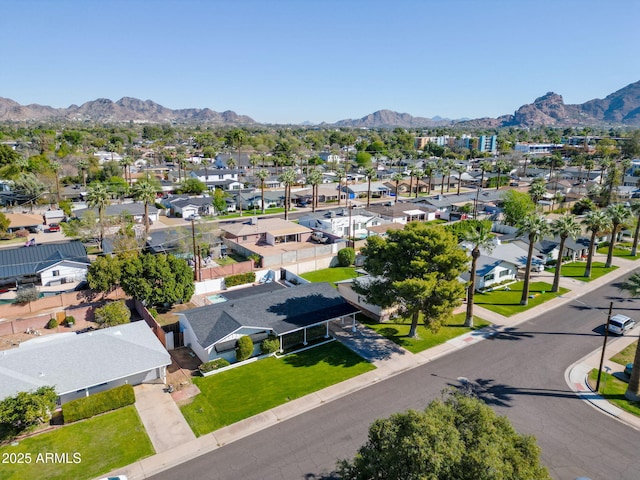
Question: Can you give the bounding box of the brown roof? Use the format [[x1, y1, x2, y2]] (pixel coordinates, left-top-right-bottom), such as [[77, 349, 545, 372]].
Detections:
[[222, 218, 312, 237], [6, 213, 43, 228]]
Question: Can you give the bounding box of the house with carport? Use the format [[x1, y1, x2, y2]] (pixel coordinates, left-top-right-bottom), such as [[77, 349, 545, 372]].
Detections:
[[178, 282, 360, 363], [459, 255, 518, 291]]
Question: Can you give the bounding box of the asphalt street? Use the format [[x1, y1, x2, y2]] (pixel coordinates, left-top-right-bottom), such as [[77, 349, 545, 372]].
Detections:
[[150, 280, 640, 480]]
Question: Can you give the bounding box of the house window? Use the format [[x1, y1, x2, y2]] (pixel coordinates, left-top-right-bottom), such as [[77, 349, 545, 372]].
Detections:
[[484, 274, 495, 282], [52, 270, 60, 277], [218, 175, 223, 180], [242, 236, 247, 241], [499, 270, 511, 278]]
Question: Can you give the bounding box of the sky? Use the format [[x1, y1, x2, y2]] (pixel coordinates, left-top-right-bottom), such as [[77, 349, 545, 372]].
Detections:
[[2, 0, 639, 125]]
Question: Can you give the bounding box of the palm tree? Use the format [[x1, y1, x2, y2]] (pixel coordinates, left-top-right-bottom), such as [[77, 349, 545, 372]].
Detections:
[[439, 161, 450, 194], [86, 183, 111, 246], [226, 157, 237, 170], [517, 214, 551, 305], [412, 169, 424, 198], [478, 160, 492, 190], [605, 203, 631, 268], [445, 159, 455, 192], [365, 167, 376, 207], [230, 129, 245, 166], [462, 223, 494, 327], [619, 272, 640, 402], [550, 214, 581, 292], [582, 210, 611, 278], [408, 168, 417, 199], [255, 169, 269, 214], [391, 172, 404, 205], [279, 168, 296, 220], [308, 168, 323, 212], [584, 158, 595, 183], [423, 161, 436, 194], [50, 160, 61, 205], [494, 159, 508, 190], [528, 179, 547, 208], [133, 180, 158, 238], [336, 169, 346, 206], [454, 164, 465, 195], [77, 158, 89, 189], [249, 154, 260, 175], [630, 201, 640, 256], [120, 156, 134, 185]]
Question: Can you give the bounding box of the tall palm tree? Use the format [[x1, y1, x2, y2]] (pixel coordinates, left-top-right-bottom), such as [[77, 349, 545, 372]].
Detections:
[[550, 214, 581, 292], [478, 160, 492, 190], [50, 160, 61, 205], [391, 172, 404, 205], [412, 169, 424, 198], [494, 159, 509, 190], [308, 168, 323, 212], [619, 272, 640, 401], [439, 161, 450, 195], [517, 214, 551, 305], [605, 203, 631, 268], [120, 156, 133, 185], [423, 161, 436, 194], [408, 168, 417, 199], [133, 180, 158, 238], [630, 201, 640, 256], [279, 168, 296, 220], [226, 157, 237, 170], [336, 169, 346, 206], [365, 167, 376, 207], [445, 159, 455, 192], [462, 223, 494, 327], [77, 158, 89, 189], [454, 164, 465, 195], [86, 183, 111, 246], [230, 129, 245, 166], [582, 210, 611, 278], [255, 169, 269, 214], [529, 179, 547, 208]]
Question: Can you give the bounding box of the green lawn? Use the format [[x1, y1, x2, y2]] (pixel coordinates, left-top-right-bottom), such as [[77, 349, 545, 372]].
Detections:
[[0, 406, 154, 480], [612, 341, 638, 366], [0, 237, 26, 246], [300, 267, 358, 284], [473, 281, 569, 317], [547, 261, 618, 281], [588, 369, 640, 417], [360, 313, 490, 354], [180, 341, 375, 436], [597, 243, 640, 260]]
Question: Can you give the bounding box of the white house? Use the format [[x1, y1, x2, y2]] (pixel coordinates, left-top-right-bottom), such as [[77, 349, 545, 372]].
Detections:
[[299, 208, 385, 239], [189, 169, 244, 191], [459, 255, 518, 291]]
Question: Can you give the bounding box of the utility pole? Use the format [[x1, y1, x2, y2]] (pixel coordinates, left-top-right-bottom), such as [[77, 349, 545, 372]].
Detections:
[[596, 301, 614, 392], [191, 218, 198, 282]]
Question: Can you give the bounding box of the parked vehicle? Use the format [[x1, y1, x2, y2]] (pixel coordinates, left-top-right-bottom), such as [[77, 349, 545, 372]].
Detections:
[[624, 363, 633, 376], [186, 214, 201, 221], [311, 231, 329, 244], [607, 314, 636, 335], [48, 223, 60, 232]]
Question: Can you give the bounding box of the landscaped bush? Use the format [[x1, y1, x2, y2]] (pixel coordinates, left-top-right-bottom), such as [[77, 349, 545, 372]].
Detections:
[[261, 335, 280, 354], [15, 229, 29, 238], [46, 318, 58, 329], [14, 287, 39, 304], [235, 335, 254, 361], [337, 247, 356, 267], [198, 358, 230, 374], [64, 316, 75, 326], [225, 272, 256, 288], [63, 384, 135, 424]]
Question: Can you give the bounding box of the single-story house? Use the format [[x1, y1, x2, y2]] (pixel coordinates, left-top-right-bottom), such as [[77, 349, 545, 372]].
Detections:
[[0, 321, 171, 404], [336, 275, 397, 322], [341, 181, 391, 200], [459, 255, 518, 291], [75, 202, 159, 224], [0, 240, 90, 288], [5, 213, 44, 233], [364, 203, 438, 224], [43, 209, 66, 225], [178, 282, 360, 363], [221, 217, 312, 246]]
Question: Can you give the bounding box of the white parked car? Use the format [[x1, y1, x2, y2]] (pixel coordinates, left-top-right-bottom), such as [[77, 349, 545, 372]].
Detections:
[[186, 213, 201, 221], [311, 232, 330, 244], [607, 314, 636, 335]]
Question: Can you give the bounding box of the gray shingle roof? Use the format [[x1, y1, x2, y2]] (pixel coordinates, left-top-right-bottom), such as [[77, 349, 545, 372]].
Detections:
[[0, 321, 170, 400], [0, 240, 89, 280], [180, 282, 359, 349]]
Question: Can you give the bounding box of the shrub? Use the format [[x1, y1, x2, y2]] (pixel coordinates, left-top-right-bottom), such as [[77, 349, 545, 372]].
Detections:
[[225, 272, 256, 288], [261, 335, 280, 354], [62, 384, 135, 423], [337, 247, 356, 267], [235, 335, 254, 361], [14, 287, 39, 304], [198, 358, 230, 374], [64, 316, 75, 326], [94, 300, 131, 327], [46, 318, 58, 329], [14, 229, 29, 238]]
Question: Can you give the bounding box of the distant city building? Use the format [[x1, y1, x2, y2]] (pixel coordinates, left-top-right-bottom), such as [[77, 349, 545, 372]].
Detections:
[[478, 135, 497, 154], [514, 143, 563, 155]]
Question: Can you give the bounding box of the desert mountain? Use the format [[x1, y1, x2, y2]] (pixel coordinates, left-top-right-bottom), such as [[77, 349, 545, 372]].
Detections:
[[0, 97, 255, 125], [331, 109, 453, 128]]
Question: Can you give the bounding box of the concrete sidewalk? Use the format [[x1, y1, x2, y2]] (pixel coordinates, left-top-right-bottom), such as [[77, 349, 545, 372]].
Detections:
[[100, 253, 640, 479]]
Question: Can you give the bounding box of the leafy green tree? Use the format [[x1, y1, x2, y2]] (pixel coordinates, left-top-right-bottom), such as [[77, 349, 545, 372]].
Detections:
[[550, 213, 581, 292], [94, 300, 131, 328], [355, 223, 467, 337], [0, 386, 57, 437], [337, 391, 551, 480], [178, 178, 206, 195], [337, 247, 356, 266], [517, 214, 551, 305], [87, 255, 122, 293], [120, 253, 195, 307], [582, 210, 611, 278], [604, 203, 631, 268], [462, 222, 494, 327], [501, 190, 536, 226], [0, 212, 9, 233], [212, 188, 227, 215], [14, 287, 39, 304], [355, 151, 372, 168], [0, 144, 21, 166]]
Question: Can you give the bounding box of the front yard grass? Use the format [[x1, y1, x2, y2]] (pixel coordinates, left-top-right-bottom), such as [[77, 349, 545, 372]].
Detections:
[[612, 341, 638, 366], [300, 267, 359, 284], [180, 341, 375, 436], [587, 369, 640, 417], [359, 313, 490, 354], [547, 261, 618, 281], [0, 406, 153, 480], [473, 281, 569, 317], [597, 243, 640, 260]]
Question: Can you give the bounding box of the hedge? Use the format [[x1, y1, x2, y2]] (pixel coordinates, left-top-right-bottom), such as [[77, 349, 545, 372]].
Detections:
[[198, 358, 230, 374], [236, 335, 253, 361], [337, 247, 356, 267], [225, 272, 256, 288], [62, 384, 135, 423]]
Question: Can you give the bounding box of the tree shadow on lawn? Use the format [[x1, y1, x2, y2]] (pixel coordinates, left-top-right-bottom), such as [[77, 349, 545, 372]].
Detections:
[[281, 343, 370, 369]]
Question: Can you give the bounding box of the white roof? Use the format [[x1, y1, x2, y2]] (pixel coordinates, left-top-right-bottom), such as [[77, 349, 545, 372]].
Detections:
[[0, 321, 170, 400]]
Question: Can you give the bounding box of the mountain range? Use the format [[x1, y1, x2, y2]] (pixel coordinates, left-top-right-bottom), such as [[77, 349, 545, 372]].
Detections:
[[1, 80, 639, 128]]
